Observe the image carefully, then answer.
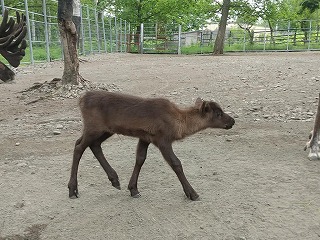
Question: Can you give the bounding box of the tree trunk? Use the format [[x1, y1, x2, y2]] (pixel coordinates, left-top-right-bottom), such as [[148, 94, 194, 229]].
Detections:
[[213, 0, 230, 55], [58, 0, 80, 85], [248, 29, 254, 45], [267, 19, 275, 45]]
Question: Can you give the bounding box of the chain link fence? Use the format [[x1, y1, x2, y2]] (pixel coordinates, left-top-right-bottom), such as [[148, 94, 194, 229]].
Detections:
[[1, 1, 320, 64]]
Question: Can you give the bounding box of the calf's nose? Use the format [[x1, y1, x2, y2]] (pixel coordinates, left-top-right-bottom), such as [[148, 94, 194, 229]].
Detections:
[[226, 117, 235, 129]]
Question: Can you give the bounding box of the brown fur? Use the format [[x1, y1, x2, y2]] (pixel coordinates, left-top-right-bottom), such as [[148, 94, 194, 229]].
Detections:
[[68, 90, 235, 200]]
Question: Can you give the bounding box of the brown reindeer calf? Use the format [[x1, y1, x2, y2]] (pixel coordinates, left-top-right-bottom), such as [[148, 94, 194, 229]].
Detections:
[[68, 91, 235, 200]]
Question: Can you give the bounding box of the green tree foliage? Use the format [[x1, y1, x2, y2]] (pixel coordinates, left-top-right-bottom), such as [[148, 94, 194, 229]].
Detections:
[[87, 0, 218, 31], [4, 0, 57, 13], [4, 0, 319, 28], [300, 0, 320, 14], [232, 0, 260, 26], [298, 0, 320, 42], [233, 0, 319, 26], [231, 0, 305, 44], [278, 0, 302, 20], [2, 0, 24, 8], [231, 0, 260, 44]]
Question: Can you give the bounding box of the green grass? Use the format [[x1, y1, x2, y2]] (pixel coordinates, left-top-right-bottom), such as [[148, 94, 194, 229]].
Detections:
[[0, 44, 63, 65], [181, 40, 320, 54], [23, 44, 62, 63], [0, 36, 319, 67], [181, 43, 214, 54]]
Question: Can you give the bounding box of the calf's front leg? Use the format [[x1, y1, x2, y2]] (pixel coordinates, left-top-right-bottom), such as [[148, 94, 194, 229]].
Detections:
[[158, 142, 199, 201], [306, 130, 320, 160], [128, 139, 150, 198], [305, 93, 320, 160], [68, 136, 87, 198]]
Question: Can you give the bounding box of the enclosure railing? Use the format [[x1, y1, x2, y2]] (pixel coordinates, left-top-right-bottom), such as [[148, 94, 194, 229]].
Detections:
[[1, 0, 320, 65], [0, 0, 129, 65]]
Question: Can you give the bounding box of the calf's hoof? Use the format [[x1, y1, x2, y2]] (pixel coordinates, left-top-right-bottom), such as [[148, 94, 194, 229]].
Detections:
[[308, 152, 320, 161], [188, 194, 200, 201], [109, 177, 121, 190], [131, 193, 141, 198], [129, 188, 141, 198], [69, 188, 79, 199], [110, 179, 121, 190], [69, 194, 78, 199], [185, 191, 200, 201]]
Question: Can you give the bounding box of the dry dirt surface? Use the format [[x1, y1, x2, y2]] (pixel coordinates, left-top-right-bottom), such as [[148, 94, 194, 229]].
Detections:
[[1, 52, 320, 240]]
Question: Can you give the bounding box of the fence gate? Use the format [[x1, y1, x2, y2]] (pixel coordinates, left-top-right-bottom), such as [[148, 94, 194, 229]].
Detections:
[[128, 23, 180, 54]]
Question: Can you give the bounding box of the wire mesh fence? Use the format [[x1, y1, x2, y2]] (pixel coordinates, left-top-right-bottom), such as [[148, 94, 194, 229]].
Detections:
[[0, 0, 130, 65], [179, 20, 320, 54], [1, 0, 320, 65], [135, 23, 180, 54], [79, 6, 129, 55]]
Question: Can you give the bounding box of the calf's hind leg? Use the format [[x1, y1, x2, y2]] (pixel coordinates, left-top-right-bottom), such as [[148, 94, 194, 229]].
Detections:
[[68, 132, 118, 198], [128, 139, 150, 197], [89, 132, 120, 189], [68, 135, 90, 198]]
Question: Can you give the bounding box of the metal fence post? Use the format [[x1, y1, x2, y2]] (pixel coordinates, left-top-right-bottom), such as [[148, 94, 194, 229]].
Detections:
[[317, 20, 319, 42], [126, 22, 131, 52], [308, 20, 312, 50], [286, 21, 290, 51], [24, 0, 34, 64], [101, 12, 107, 52], [263, 22, 267, 51], [80, 4, 85, 55], [94, 8, 100, 52], [178, 24, 181, 54], [120, 18, 122, 52], [1, 0, 4, 14], [115, 16, 118, 52], [109, 17, 113, 52], [140, 23, 144, 54], [200, 26, 204, 54], [243, 29, 246, 52], [86, 6, 92, 53], [124, 20, 127, 52], [31, 13, 35, 41], [42, 0, 50, 62]]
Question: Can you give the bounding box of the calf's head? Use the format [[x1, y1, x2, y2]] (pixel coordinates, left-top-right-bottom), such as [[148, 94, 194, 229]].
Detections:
[[195, 98, 235, 129]]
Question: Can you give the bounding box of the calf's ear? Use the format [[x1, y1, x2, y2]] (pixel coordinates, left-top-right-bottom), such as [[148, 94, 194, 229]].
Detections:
[[195, 98, 203, 108], [195, 98, 210, 114]]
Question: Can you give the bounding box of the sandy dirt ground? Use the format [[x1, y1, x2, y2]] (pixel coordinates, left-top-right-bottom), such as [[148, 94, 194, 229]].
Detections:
[[0, 52, 320, 240]]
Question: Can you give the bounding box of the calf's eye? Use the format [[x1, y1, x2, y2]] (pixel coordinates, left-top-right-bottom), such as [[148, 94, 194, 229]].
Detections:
[[216, 111, 223, 117]]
